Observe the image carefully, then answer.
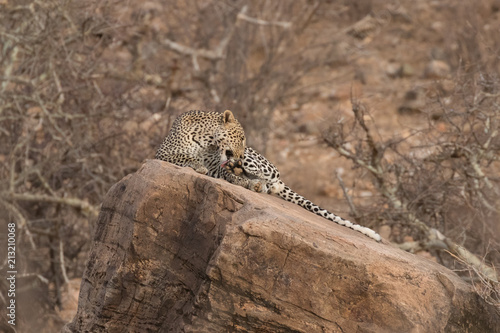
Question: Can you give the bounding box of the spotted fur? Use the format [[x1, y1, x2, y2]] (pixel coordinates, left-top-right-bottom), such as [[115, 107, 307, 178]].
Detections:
[[155, 110, 264, 191], [226, 147, 382, 242]]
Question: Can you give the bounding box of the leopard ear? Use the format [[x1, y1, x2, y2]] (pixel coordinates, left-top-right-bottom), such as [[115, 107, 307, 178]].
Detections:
[[223, 110, 235, 124]]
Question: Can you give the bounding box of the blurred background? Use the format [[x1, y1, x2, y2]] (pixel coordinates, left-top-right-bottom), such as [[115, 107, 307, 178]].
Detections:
[[1, 0, 499, 331]]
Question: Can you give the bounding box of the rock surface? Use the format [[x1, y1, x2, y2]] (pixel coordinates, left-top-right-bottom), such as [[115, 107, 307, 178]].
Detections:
[[63, 160, 500, 333]]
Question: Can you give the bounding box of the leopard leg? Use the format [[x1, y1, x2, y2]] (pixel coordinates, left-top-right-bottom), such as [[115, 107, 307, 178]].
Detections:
[[223, 171, 267, 193], [224, 158, 267, 180]]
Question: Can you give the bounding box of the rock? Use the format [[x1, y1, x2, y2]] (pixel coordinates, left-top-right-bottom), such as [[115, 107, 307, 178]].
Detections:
[[398, 87, 427, 113], [385, 62, 402, 78], [424, 60, 451, 79], [63, 160, 500, 333], [346, 15, 378, 40], [123, 120, 139, 135], [430, 47, 448, 61], [401, 63, 415, 77], [386, 63, 414, 78], [378, 225, 392, 239]]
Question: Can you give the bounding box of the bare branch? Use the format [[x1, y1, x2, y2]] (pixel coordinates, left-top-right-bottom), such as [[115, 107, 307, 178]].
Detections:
[[0, 199, 36, 250], [237, 8, 292, 28], [326, 96, 500, 284], [162, 38, 225, 60], [397, 225, 498, 282], [162, 5, 246, 67], [59, 234, 70, 285], [3, 192, 99, 218], [445, 238, 498, 283], [335, 171, 358, 217]]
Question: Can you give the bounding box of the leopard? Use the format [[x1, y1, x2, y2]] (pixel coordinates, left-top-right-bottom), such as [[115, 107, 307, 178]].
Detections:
[[155, 110, 264, 191], [224, 147, 382, 242], [155, 109, 380, 242]]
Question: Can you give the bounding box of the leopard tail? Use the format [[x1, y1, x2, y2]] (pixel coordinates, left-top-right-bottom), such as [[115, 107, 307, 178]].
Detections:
[[274, 182, 381, 242]]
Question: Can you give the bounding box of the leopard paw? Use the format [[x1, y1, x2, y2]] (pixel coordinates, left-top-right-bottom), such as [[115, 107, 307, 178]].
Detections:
[[195, 166, 209, 175], [249, 179, 268, 193], [253, 181, 262, 193], [224, 159, 244, 176]]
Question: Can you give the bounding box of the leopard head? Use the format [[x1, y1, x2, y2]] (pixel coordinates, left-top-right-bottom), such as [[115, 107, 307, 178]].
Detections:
[[215, 110, 246, 167]]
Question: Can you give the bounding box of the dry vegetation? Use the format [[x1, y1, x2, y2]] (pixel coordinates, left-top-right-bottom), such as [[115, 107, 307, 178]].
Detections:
[[0, 0, 499, 331]]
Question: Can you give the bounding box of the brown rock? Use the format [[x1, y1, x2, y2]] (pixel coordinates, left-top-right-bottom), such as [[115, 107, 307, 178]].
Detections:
[[63, 160, 500, 333]]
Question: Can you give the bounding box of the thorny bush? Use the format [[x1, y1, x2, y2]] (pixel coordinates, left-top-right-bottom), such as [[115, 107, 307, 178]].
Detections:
[[324, 74, 500, 309]]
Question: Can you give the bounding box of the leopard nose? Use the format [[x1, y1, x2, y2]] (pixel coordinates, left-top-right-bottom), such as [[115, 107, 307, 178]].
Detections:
[[225, 150, 233, 158]]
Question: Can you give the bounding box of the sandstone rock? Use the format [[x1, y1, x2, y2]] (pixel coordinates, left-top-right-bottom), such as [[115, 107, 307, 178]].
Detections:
[[63, 160, 500, 332]]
